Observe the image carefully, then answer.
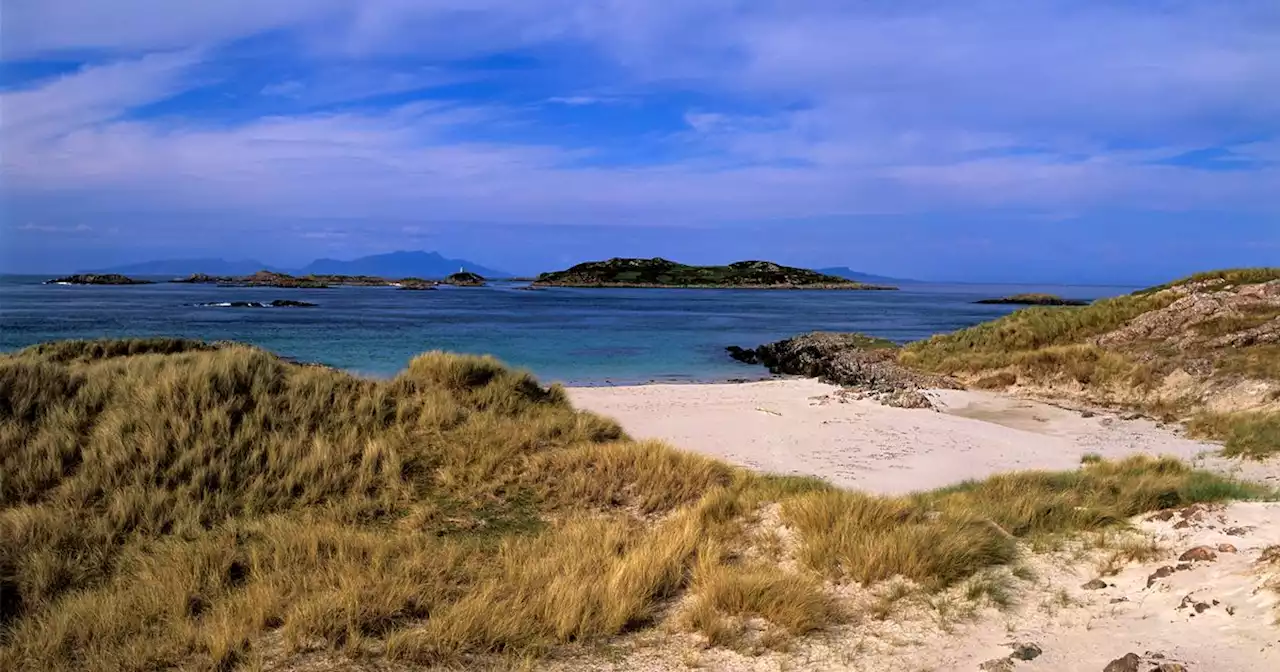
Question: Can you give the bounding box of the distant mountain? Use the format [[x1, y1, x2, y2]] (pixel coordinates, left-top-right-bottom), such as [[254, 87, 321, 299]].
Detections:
[[88, 251, 508, 280], [90, 258, 281, 276], [814, 267, 916, 284], [299, 251, 507, 279]]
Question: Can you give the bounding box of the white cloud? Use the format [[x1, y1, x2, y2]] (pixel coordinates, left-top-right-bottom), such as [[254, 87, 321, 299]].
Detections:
[[2, 0, 1277, 239]]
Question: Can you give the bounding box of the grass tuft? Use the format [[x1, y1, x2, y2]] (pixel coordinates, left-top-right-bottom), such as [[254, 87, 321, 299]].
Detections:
[[1188, 412, 1280, 460]]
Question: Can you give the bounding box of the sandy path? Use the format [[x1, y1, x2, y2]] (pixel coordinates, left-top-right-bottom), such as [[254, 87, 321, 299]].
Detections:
[[569, 379, 1269, 494]]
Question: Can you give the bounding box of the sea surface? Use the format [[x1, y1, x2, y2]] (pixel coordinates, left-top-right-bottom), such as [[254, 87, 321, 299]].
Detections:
[[0, 276, 1136, 385]]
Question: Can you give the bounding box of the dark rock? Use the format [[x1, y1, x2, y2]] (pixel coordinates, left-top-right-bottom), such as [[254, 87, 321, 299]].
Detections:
[[1216, 543, 1237, 553], [979, 658, 1016, 672], [1082, 578, 1109, 590], [1193, 602, 1210, 613], [1010, 642, 1042, 661], [1081, 409, 1097, 418], [1110, 597, 1129, 603], [726, 345, 761, 365], [1153, 664, 1187, 672], [1178, 546, 1217, 562], [1148, 510, 1176, 522], [1146, 566, 1175, 588], [1103, 653, 1142, 672], [1223, 526, 1249, 536], [728, 331, 958, 409]]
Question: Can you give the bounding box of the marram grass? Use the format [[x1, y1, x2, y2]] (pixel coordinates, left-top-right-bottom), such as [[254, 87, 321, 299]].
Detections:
[[0, 339, 1266, 670]]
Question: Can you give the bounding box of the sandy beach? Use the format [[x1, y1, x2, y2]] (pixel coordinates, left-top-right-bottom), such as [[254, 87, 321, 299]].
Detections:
[[570, 379, 1279, 493], [566, 379, 1280, 671]]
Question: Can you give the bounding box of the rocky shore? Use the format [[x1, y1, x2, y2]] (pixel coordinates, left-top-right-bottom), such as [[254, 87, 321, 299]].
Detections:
[[727, 332, 959, 408]]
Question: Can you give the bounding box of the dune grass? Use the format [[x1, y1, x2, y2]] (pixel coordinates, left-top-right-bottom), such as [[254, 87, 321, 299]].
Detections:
[[1134, 267, 1280, 295], [898, 291, 1174, 375], [1188, 412, 1280, 460], [0, 339, 1267, 670]]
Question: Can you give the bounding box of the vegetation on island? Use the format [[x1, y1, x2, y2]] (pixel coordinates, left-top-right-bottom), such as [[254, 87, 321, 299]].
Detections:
[[532, 258, 898, 289], [443, 271, 486, 286], [45, 273, 154, 285], [974, 293, 1089, 306], [1, 338, 1264, 670]]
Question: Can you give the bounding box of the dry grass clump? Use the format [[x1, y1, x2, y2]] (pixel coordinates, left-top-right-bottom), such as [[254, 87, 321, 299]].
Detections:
[[1188, 412, 1280, 459], [0, 340, 1268, 670], [972, 371, 1018, 390], [899, 293, 1173, 375], [1135, 267, 1280, 295], [782, 456, 1265, 588]]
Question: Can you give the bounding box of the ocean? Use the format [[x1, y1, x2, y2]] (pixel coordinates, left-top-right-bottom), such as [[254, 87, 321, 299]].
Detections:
[[0, 276, 1135, 385]]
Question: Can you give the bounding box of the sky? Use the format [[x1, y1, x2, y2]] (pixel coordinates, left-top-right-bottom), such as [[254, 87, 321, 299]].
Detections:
[[1, 1, 1277, 283]]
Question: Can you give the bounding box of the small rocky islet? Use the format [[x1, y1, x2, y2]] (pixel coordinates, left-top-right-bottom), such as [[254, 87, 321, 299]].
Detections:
[[171, 270, 440, 290], [975, 293, 1089, 306], [192, 299, 317, 308], [442, 271, 486, 286], [532, 257, 898, 289], [45, 273, 154, 285]]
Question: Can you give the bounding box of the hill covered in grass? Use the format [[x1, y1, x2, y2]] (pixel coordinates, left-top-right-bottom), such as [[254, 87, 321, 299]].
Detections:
[[533, 258, 897, 289], [901, 268, 1280, 456], [0, 338, 1266, 670]]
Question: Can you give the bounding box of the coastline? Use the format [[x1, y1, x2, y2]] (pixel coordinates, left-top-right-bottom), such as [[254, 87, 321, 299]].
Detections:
[[569, 378, 1280, 493]]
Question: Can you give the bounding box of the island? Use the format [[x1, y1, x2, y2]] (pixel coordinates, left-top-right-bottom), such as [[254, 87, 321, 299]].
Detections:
[[531, 258, 898, 289], [172, 270, 439, 289], [45, 274, 154, 285], [974, 293, 1089, 306], [443, 271, 486, 287]]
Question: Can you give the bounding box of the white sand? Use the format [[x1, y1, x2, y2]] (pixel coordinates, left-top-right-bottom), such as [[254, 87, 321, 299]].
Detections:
[[570, 379, 1279, 493], [558, 379, 1280, 671]]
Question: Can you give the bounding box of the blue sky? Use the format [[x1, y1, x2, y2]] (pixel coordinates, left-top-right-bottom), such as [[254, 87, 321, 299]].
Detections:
[[1, 1, 1277, 283]]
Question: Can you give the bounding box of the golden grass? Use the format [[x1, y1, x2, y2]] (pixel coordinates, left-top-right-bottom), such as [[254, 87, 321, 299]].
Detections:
[[1188, 412, 1280, 460], [1135, 267, 1280, 295], [0, 340, 1268, 670], [899, 292, 1174, 375]]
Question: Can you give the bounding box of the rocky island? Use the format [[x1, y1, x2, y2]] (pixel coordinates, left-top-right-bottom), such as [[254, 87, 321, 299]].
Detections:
[[173, 270, 439, 289], [975, 293, 1089, 306], [443, 271, 486, 286], [45, 273, 154, 285], [532, 258, 898, 289]]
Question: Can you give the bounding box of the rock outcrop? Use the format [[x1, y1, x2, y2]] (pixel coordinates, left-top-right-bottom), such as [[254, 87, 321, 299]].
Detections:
[[727, 332, 959, 408], [1094, 279, 1280, 349]]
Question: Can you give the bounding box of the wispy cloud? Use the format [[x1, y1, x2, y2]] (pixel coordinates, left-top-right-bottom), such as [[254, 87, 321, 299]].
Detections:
[[1, 0, 1277, 262]]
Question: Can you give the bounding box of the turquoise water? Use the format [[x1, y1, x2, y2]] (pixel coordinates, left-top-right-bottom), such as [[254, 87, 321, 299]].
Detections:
[[0, 277, 1135, 384]]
